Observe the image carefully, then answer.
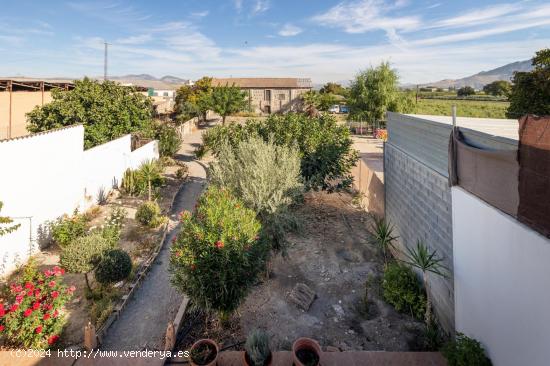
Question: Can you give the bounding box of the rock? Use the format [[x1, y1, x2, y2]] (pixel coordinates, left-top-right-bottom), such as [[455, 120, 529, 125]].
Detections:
[[326, 346, 341, 352], [332, 304, 345, 317]]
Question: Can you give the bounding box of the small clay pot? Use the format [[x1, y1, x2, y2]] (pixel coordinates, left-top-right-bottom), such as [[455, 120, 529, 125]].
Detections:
[[292, 338, 322, 366], [243, 351, 273, 366], [190, 339, 219, 366]]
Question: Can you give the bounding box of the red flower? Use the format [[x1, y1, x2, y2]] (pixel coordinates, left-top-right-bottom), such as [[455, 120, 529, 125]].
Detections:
[[0, 325, 4, 332], [48, 335, 59, 345], [51, 291, 59, 299], [44, 304, 53, 311], [43, 313, 51, 320], [34, 289, 41, 298], [24, 282, 34, 290], [49, 280, 56, 288], [53, 310, 59, 318], [44, 270, 53, 277], [68, 286, 76, 293], [32, 302, 41, 310], [190, 264, 196, 271], [15, 295, 24, 304], [27, 290, 33, 296], [10, 304, 18, 312], [35, 326, 42, 334], [23, 308, 32, 317], [0, 309, 5, 317], [215, 241, 224, 249]]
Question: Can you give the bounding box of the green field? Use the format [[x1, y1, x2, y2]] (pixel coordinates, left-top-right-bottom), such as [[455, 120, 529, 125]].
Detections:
[[414, 98, 510, 119]]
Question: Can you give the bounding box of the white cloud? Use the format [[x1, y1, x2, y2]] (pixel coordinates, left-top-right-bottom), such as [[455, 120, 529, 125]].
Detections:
[[252, 0, 270, 15], [115, 34, 152, 45], [278, 24, 303, 37], [431, 3, 521, 29], [191, 10, 209, 18], [312, 0, 421, 36]]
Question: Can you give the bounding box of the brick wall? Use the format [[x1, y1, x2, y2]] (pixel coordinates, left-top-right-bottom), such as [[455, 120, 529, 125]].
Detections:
[[385, 142, 455, 332]]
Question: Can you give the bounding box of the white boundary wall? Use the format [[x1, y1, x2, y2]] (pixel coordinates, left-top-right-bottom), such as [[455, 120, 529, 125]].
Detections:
[[0, 126, 158, 276], [452, 187, 550, 366]]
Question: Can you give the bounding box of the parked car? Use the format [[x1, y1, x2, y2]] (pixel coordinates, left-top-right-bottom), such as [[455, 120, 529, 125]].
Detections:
[[339, 105, 349, 114], [328, 105, 340, 114]]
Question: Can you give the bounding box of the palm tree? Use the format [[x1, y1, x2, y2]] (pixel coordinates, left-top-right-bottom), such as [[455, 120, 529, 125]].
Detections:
[[403, 240, 448, 326], [138, 160, 161, 201]]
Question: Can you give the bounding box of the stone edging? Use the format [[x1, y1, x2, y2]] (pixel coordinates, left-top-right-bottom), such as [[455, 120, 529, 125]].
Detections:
[[96, 174, 188, 345]]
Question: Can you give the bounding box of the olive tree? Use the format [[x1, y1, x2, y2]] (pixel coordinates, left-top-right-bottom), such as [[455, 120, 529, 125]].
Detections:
[[210, 84, 248, 125]]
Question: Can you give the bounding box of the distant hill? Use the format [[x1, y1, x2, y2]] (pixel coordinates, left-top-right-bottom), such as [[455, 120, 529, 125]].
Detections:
[[108, 74, 191, 89], [421, 60, 533, 89]]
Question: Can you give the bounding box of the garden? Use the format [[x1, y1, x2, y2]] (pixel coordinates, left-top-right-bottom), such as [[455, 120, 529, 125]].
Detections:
[[0, 122, 188, 349], [168, 112, 491, 366]]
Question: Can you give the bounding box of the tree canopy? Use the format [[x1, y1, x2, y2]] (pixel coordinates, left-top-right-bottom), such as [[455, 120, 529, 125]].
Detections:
[[174, 76, 213, 122], [483, 80, 511, 97], [507, 48, 550, 118], [27, 78, 153, 149], [320, 82, 347, 96], [457, 86, 476, 97], [210, 84, 248, 125], [348, 62, 404, 123]]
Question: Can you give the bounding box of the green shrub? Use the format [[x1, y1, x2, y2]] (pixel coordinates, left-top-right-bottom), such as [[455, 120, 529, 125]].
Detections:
[[382, 263, 426, 319], [442, 333, 492, 366], [156, 124, 182, 157], [121, 161, 164, 199], [245, 329, 271, 366], [209, 137, 303, 251], [135, 201, 162, 227], [169, 187, 267, 319], [60, 232, 117, 290], [90, 297, 114, 327], [49, 210, 89, 247], [95, 249, 132, 284], [176, 165, 189, 180], [199, 113, 358, 191]]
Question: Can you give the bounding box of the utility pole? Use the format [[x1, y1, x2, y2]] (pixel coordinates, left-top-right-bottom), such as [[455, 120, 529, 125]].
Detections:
[[104, 42, 109, 81]]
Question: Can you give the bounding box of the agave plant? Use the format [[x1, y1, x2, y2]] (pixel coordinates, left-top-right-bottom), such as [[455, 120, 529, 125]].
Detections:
[[403, 240, 448, 325], [245, 329, 271, 366], [370, 216, 398, 263]]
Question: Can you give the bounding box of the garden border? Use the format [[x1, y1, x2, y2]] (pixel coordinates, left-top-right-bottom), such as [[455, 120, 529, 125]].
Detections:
[[95, 174, 189, 345]]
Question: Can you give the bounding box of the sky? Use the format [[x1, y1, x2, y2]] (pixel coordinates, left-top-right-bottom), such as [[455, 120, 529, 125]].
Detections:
[[0, 0, 549, 84]]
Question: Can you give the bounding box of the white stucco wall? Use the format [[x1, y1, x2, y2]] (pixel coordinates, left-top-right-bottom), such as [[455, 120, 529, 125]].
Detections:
[[0, 126, 85, 274], [452, 187, 550, 366], [0, 127, 158, 276], [83, 135, 131, 205]]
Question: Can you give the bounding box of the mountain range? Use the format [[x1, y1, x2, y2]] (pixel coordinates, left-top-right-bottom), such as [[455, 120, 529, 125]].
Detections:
[[418, 60, 533, 89]]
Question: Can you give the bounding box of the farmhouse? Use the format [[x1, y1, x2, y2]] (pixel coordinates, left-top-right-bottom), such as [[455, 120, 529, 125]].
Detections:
[[211, 77, 312, 114]]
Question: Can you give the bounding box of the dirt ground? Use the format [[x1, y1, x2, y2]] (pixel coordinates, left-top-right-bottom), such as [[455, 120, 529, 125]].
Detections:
[[177, 191, 428, 352]]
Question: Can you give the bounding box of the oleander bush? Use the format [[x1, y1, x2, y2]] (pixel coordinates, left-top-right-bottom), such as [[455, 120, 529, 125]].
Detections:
[[0, 264, 75, 349], [442, 333, 492, 366], [169, 187, 267, 320], [49, 210, 89, 247], [95, 249, 133, 285], [209, 137, 303, 251], [198, 113, 358, 191], [382, 262, 426, 320], [135, 201, 162, 228]]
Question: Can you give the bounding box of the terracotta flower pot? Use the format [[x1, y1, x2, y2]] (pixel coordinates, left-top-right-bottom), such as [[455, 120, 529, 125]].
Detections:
[[292, 338, 322, 366], [243, 350, 273, 366], [190, 339, 219, 366]]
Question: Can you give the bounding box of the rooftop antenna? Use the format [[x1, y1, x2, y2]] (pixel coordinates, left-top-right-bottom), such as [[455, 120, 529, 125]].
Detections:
[[104, 42, 110, 81]]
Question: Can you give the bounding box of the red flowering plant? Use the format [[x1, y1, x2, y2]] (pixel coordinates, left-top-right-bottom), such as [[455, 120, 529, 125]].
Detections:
[[169, 186, 268, 321], [0, 264, 74, 349]]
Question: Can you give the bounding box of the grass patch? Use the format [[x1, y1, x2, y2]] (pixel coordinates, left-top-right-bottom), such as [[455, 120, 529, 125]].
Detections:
[[414, 99, 509, 119]]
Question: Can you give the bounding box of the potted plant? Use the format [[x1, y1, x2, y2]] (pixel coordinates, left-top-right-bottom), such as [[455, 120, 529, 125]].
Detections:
[[190, 339, 219, 366], [292, 338, 322, 366], [244, 329, 272, 366]]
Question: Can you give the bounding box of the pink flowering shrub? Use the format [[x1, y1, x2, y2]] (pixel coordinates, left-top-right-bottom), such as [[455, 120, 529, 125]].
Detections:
[[374, 128, 388, 141], [169, 187, 267, 319], [0, 265, 74, 349]]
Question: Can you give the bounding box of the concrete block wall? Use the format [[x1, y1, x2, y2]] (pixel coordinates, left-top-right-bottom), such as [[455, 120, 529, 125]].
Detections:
[[385, 142, 455, 332]]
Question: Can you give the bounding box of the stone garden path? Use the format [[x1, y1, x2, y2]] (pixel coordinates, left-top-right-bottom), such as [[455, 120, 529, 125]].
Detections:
[[100, 126, 208, 350]]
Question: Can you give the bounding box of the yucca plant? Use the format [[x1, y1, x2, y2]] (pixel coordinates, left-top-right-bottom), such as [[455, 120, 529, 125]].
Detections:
[[137, 160, 162, 201], [245, 329, 271, 366], [370, 216, 398, 263], [403, 240, 448, 326]]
